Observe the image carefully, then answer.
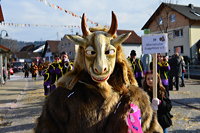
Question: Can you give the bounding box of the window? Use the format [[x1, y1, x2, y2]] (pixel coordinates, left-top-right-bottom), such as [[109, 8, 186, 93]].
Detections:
[[173, 29, 183, 37], [170, 14, 176, 22], [174, 46, 184, 54], [158, 17, 163, 25]]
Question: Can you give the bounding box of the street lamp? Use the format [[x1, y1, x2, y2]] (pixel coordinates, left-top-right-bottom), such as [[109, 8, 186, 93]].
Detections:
[[0, 29, 9, 38], [0, 30, 9, 44]]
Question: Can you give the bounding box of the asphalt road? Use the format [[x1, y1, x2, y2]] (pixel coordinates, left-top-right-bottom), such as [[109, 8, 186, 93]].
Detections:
[[0, 73, 44, 133]]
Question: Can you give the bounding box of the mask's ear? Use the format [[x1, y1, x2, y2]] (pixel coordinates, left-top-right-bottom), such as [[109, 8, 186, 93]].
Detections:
[[111, 32, 131, 47], [65, 35, 86, 46]]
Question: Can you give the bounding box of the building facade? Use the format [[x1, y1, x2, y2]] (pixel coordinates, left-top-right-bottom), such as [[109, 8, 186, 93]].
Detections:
[[142, 3, 200, 64]]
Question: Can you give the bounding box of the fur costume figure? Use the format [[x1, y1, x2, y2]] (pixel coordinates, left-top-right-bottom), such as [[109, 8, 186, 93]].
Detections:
[[35, 12, 163, 133]]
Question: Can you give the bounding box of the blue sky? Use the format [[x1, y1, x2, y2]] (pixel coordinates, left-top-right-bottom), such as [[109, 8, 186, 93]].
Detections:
[[1, 0, 200, 42]]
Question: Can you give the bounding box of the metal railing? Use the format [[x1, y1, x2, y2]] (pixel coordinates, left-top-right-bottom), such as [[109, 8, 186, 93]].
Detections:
[[185, 64, 200, 79]]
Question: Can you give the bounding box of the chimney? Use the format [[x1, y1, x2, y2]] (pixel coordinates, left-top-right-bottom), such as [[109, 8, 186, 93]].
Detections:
[[188, 4, 194, 9]]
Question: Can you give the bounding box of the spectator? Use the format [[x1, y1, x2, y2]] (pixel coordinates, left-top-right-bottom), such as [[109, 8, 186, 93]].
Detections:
[[30, 62, 38, 80], [46, 54, 62, 93], [150, 54, 170, 96], [42, 65, 51, 97], [180, 56, 186, 87], [60, 52, 73, 75], [168, 49, 183, 91], [127, 50, 144, 87], [24, 62, 30, 78], [141, 54, 152, 74], [2, 65, 7, 84], [143, 72, 172, 133]]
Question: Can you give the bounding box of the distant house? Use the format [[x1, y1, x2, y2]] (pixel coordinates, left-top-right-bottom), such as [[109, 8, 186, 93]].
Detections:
[[58, 36, 78, 61], [42, 40, 60, 62], [20, 44, 35, 52], [142, 3, 200, 64], [117, 30, 142, 58], [14, 44, 43, 63]]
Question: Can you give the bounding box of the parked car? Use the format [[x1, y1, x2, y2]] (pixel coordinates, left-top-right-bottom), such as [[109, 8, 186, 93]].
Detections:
[[12, 62, 24, 72]]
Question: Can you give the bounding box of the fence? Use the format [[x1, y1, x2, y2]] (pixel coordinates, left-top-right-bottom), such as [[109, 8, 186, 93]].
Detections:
[[185, 64, 200, 79]]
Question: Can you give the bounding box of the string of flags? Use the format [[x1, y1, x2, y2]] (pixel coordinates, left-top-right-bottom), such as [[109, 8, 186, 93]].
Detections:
[[37, 0, 99, 26], [0, 22, 80, 28]]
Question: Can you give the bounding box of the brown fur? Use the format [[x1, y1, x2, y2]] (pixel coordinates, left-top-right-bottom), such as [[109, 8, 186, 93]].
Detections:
[[35, 27, 163, 132]]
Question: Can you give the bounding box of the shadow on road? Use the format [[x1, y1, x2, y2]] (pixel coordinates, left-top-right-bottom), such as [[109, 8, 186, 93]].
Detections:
[[0, 123, 35, 133]]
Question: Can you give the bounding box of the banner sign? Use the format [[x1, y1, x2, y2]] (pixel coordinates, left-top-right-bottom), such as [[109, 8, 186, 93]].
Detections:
[[142, 33, 168, 54]]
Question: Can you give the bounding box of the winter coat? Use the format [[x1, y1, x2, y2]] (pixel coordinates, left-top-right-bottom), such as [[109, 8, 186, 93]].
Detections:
[[145, 89, 172, 129], [168, 54, 183, 77]]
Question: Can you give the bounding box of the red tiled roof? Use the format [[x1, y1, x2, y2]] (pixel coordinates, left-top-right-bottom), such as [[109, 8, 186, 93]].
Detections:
[[0, 5, 4, 22], [117, 30, 141, 44], [0, 45, 10, 52], [46, 40, 60, 53]]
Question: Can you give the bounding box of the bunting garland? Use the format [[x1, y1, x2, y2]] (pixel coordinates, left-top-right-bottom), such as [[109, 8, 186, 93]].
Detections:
[[0, 22, 80, 28], [37, 0, 99, 26]]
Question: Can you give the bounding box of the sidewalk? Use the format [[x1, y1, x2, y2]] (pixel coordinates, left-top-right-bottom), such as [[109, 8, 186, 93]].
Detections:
[[0, 73, 44, 132], [168, 79, 200, 132]]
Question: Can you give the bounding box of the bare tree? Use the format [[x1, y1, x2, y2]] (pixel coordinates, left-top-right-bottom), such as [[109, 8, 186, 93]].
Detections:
[[1, 39, 20, 53], [156, 0, 179, 33]]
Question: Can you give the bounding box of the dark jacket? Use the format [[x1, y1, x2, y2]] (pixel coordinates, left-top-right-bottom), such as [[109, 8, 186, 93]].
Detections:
[[168, 54, 183, 77], [48, 62, 63, 85], [146, 90, 172, 129], [128, 58, 144, 78]]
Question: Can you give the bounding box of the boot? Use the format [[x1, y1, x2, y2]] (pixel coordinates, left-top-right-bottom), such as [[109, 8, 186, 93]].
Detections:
[[180, 83, 185, 87], [180, 82, 185, 87]]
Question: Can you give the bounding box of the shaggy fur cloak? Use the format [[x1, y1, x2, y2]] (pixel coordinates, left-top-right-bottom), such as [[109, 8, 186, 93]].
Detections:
[[35, 46, 163, 133]]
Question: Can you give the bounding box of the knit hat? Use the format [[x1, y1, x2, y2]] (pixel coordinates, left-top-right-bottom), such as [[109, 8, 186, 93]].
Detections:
[[130, 50, 136, 56]]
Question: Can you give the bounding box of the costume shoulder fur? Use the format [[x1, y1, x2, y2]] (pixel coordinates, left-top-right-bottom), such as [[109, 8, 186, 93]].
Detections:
[[35, 77, 162, 133]]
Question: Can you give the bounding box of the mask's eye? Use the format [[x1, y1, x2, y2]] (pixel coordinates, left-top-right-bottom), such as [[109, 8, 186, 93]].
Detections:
[[86, 46, 96, 55], [105, 49, 115, 55], [86, 50, 96, 55]]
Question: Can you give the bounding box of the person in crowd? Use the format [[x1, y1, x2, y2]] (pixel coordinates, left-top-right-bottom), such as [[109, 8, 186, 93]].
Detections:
[[46, 54, 62, 93], [60, 52, 73, 75], [24, 62, 30, 78], [150, 54, 170, 96], [141, 54, 152, 75], [42, 64, 51, 97], [7, 63, 11, 80], [2, 64, 7, 84], [127, 50, 144, 87], [30, 62, 38, 80], [168, 50, 183, 91], [38, 63, 44, 76], [143, 72, 172, 133], [180, 56, 186, 87]]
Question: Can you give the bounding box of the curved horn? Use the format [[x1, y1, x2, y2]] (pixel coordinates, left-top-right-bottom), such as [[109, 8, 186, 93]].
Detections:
[[81, 13, 91, 36], [107, 11, 118, 36]]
